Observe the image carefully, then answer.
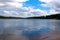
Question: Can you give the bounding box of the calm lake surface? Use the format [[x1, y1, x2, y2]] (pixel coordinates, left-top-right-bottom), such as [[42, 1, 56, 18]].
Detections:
[[0, 19, 60, 40]]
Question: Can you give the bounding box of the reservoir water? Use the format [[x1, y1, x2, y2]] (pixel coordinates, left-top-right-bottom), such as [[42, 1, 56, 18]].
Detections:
[[0, 19, 60, 40]]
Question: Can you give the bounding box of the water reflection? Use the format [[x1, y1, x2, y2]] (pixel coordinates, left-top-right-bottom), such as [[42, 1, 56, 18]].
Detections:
[[22, 26, 51, 40], [0, 19, 60, 40]]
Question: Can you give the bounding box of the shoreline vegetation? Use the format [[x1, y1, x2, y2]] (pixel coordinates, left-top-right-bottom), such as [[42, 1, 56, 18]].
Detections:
[[0, 14, 60, 19]]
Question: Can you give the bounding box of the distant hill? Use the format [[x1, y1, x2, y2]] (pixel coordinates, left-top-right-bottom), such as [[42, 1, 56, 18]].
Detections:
[[0, 16, 23, 19], [0, 14, 60, 19], [27, 14, 60, 19]]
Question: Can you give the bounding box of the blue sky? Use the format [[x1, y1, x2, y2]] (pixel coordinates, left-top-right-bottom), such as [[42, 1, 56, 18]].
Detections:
[[23, 0, 50, 11], [0, 0, 60, 17]]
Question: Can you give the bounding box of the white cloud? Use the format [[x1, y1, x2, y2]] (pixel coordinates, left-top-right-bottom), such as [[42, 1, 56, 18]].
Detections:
[[0, 0, 28, 8], [39, 0, 60, 14], [4, 10, 10, 14], [0, 3, 5, 6], [13, 0, 28, 2], [39, 0, 52, 3], [48, 9, 58, 15], [3, 10, 21, 16], [0, 0, 60, 18], [0, 3, 51, 18], [0, 0, 29, 17], [6, 2, 23, 8], [49, 0, 60, 11], [40, 4, 49, 7], [0, 0, 28, 2], [47, 0, 60, 14], [21, 7, 48, 17]]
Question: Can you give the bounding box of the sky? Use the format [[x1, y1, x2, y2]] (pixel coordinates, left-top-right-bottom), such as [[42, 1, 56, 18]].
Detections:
[[0, 0, 60, 17]]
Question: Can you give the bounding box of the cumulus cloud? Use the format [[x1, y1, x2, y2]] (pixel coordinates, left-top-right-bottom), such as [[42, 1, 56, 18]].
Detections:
[[0, 3, 5, 6], [0, 0, 60, 18], [49, 0, 60, 12], [40, 4, 50, 8], [48, 9, 58, 15], [13, 0, 28, 2], [0, 0, 28, 7], [39, 0, 52, 3], [0, 0, 28, 17], [0, 0, 28, 2], [0, 5, 48, 17], [6, 2, 23, 8], [0, 0, 49, 17], [40, 0, 60, 14]]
